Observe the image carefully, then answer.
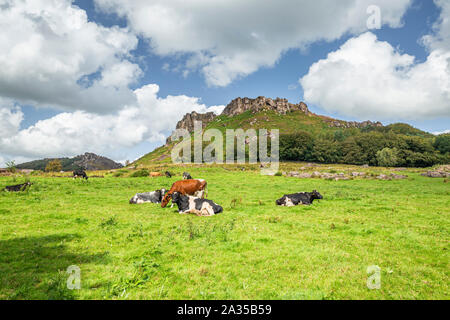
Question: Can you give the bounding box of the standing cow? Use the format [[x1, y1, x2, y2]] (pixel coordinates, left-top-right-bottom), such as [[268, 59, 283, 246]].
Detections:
[[183, 172, 192, 180], [161, 179, 207, 208], [73, 169, 88, 180]]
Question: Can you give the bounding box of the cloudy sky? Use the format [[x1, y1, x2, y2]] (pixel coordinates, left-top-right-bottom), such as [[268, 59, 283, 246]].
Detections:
[[0, 0, 449, 166]]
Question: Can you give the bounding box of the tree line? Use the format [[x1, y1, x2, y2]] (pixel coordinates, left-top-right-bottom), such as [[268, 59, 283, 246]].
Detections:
[[279, 130, 450, 167]]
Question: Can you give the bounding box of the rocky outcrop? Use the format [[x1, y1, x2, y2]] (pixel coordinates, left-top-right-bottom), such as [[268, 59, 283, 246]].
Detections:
[[166, 111, 217, 144], [222, 96, 309, 116], [323, 119, 383, 129], [166, 96, 384, 145], [421, 165, 450, 178], [175, 111, 217, 132], [285, 171, 407, 180]]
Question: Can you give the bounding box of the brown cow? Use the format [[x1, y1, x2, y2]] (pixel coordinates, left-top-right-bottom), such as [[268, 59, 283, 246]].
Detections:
[[161, 179, 207, 208], [150, 172, 163, 177]]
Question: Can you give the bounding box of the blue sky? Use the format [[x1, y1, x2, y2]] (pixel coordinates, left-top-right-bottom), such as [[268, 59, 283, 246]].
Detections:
[[0, 0, 449, 165]]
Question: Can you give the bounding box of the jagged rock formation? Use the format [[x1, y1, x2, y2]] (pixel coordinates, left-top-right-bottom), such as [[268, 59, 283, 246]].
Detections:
[[175, 111, 217, 132], [166, 111, 216, 144], [167, 96, 383, 142], [222, 96, 309, 116]]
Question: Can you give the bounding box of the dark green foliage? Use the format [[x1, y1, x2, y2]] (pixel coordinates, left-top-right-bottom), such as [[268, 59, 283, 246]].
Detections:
[[434, 134, 450, 154], [312, 139, 341, 164], [130, 169, 149, 178], [279, 129, 447, 167], [279, 132, 314, 161]]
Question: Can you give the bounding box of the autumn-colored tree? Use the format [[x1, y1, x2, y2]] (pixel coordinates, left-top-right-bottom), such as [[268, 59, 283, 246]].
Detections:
[[45, 159, 62, 172]]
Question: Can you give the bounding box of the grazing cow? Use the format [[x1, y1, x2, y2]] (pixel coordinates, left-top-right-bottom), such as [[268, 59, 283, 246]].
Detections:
[[183, 172, 192, 180], [150, 172, 163, 177], [129, 189, 167, 204], [73, 170, 88, 180], [276, 190, 323, 207], [161, 179, 207, 208], [171, 192, 223, 216], [165, 171, 173, 178], [4, 182, 32, 192]]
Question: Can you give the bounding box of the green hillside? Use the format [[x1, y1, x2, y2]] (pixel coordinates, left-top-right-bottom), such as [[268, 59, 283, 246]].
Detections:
[[134, 109, 448, 168], [16, 153, 123, 171]]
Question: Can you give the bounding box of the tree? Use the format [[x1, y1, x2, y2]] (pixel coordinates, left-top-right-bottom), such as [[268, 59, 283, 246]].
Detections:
[[376, 148, 400, 167], [340, 137, 364, 165], [5, 160, 16, 173], [45, 159, 62, 172], [312, 139, 341, 163], [434, 134, 450, 154], [279, 132, 314, 161]]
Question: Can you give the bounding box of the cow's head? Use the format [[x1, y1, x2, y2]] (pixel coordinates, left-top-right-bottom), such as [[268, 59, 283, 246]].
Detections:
[[171, 192, 181, 203], [311, 190, 323, 200], [161, 193, 172, 208], [275, 196, 285, 206]]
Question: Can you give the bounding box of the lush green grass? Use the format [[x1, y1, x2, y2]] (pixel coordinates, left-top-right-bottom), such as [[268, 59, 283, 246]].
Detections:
[[0, 165, 448, 299]]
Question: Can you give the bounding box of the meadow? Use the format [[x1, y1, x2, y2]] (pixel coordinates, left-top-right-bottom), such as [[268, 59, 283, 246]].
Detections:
[[0, 164, 448, 300]]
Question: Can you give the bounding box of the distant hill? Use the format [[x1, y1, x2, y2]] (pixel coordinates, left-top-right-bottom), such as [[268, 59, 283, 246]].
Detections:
[[135, 96, 439, 167], [16, 153, 123, 171]]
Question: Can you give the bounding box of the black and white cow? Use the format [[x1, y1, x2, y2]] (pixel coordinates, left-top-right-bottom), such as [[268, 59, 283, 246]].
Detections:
[[276, 190, 323, 206], [171, 192, 223, 216], [4, 181, 32, 192], [129, 189, 167, 204], [73, 169, 88, 180], [183, 172, 192, 180]]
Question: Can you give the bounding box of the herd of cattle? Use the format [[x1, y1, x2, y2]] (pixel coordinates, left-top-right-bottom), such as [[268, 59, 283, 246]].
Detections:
[[128, 171, 323, 216], [3, 169, 323, 216]]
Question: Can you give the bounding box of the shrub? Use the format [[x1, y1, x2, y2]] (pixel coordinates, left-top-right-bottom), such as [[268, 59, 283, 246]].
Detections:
[[45, 160, 62, 172], [434, 134, 450, 155], [376, 148, 400, 167], [5, 160, 16, 173], [130, 169, 149, 177]]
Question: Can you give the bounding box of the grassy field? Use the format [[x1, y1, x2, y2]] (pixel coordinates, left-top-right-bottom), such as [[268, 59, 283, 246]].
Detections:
[[0, 164, 448, 300]]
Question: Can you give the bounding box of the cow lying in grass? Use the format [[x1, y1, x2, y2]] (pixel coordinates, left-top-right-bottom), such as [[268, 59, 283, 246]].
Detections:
[[171, 192, 223, 216], [4, 182, 32, 192], [276, 190, 323, 206], [150, 172, 163, 177], [129, 189, 167, 204], [161, 179, 207, 208]]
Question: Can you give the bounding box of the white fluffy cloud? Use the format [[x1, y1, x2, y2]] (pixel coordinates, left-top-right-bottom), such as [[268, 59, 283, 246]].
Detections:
[[94, 0, 412, 86], [0, 98, 23, 139], [422, 0, 450, 51], [300, 32, 450, 120], [0, 84, 224, 161], [0, 0, 140, 113]]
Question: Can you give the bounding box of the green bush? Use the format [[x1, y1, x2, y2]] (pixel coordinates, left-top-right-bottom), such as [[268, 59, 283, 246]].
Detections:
[[376, 148, 400, 167], [130, 169, 149, 178], [434, 134, 450, 155]]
